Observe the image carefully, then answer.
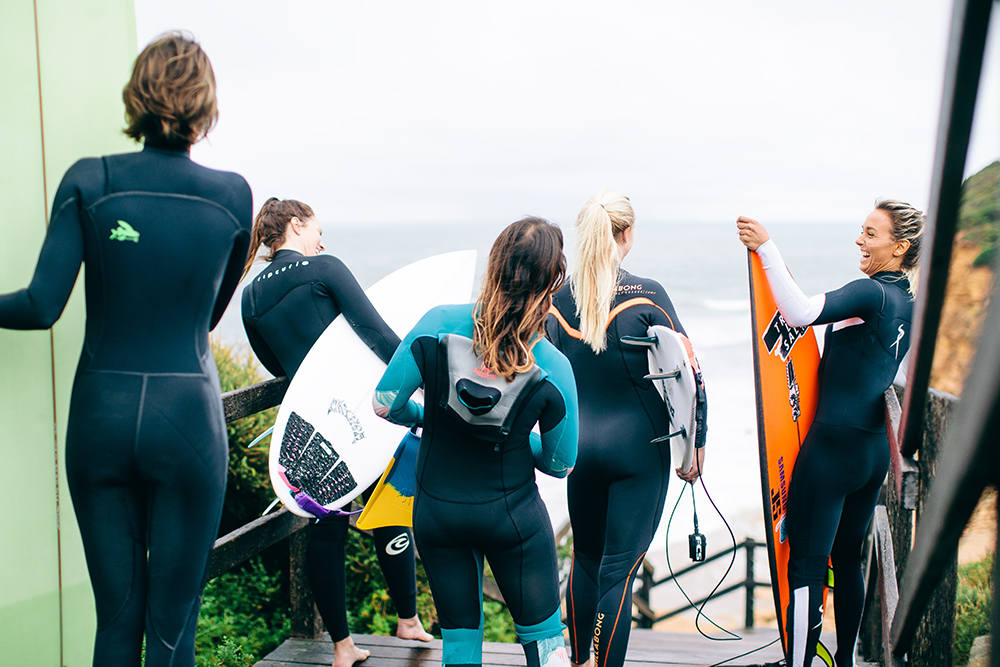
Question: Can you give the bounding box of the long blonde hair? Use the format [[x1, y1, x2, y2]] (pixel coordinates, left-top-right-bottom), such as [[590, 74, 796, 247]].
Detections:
[[569, 190, 635, 352], [474, 217, 566, 380]]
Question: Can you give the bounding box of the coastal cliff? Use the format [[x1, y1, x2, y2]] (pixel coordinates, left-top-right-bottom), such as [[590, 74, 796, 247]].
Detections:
[[930, 161, 999, 396]]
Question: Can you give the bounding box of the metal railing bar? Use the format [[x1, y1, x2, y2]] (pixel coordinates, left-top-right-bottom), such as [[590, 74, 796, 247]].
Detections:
[[891, 267, 1000, 655], [898, 0, 994, 458], [652, 582, 750, 623], [651, 540, 766, 587]]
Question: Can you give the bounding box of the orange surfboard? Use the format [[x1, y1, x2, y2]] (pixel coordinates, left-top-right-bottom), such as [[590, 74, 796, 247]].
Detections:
[[748, 251, 833, 666]]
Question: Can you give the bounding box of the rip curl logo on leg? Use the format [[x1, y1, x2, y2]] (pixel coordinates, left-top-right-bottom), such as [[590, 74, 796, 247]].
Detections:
[[386, 534, 410, 555]]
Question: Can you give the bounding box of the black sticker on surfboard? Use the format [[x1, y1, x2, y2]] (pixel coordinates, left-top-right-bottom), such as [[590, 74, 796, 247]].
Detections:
[[279, 411, 315, 468], [309, 461, 359, 505], [785, 360, 801, 422], [762, 310, 808, 362], [283, 430, 342, 489], [279, 412, 357, 503]]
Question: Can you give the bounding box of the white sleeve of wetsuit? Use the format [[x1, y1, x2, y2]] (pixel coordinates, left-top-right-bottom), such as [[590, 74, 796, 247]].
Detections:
[[893, 349, 911, 387], [755, 239, 826, 327]]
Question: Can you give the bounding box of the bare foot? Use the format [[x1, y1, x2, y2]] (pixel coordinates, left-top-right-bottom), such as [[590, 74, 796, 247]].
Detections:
[[333, 636, 370, 667], [396, 615, 434, 642]]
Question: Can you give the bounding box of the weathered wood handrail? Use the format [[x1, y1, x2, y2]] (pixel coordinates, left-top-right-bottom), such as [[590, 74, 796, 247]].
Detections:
[[891, 263, 1000, 660], [873, 507, 904, 667], [209, 507, 309, 580], [897, 0, 993, 458]]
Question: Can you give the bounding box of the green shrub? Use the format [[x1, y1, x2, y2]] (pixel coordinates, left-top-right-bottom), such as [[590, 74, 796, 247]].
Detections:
[[954, 551, 993, 666], [195, 557, 291, 667], [211, 339, 278, 536]]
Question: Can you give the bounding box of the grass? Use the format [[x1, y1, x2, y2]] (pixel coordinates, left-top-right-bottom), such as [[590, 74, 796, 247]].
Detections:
[[953, 551, 993, 666]]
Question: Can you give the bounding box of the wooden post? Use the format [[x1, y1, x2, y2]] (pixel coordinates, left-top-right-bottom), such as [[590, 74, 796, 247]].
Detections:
[[637, 562, 655, 629], [744, 538, 755, 629], [289, 527, 323, 638], [909, 391, 957, 667]]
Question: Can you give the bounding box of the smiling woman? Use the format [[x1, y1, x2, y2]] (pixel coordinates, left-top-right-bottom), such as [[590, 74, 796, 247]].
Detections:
[[736, 200, 924, 667]]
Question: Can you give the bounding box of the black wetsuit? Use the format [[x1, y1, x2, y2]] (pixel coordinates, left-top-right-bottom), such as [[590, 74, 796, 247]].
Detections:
[[374, 304, 578, 667], [241, 248, 418, 641], [546, 271, 701, 667], [782, 273, 912, 667], [0, 145, 252, 667]]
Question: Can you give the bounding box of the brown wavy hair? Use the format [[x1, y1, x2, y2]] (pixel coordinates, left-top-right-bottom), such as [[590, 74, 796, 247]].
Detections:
[[474, 217, 566, 380], [123, 32, 218, 149], [242, 198, 315, 278]]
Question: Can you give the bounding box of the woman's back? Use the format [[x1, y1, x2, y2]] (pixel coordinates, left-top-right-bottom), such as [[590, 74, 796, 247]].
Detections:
[[26, 146, 251, 374], [547, 270, 681, 440]]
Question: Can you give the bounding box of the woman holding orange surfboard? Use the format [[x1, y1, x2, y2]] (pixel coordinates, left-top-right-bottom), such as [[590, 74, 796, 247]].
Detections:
[[738, 200, 923, 667]]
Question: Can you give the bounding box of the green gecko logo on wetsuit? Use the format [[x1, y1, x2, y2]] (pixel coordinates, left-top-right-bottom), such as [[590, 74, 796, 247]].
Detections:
[[110, 220, 140, 243]]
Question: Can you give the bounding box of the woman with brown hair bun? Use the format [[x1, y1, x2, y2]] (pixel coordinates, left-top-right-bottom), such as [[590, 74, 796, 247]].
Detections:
[[0, 33, 252, 666], [241, 197, 432, 667], [373, 217, 578, 667]]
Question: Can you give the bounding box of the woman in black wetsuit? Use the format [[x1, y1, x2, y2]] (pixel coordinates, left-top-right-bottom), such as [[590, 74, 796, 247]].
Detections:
[[0, 34, 251, 667], [374, 217, 578, 667], [737, 200, 924, 667], [241, 198, 431, 667], [546, 190, 707, 667]]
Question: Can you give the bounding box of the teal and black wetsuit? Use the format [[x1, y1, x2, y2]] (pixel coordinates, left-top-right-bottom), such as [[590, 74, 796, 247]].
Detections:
[[546, 271, 705, 667], [0, 144, 252, 667], [241, 248, 419, 641], [754, 239, 912, 667], [374, 303, 578, 667]]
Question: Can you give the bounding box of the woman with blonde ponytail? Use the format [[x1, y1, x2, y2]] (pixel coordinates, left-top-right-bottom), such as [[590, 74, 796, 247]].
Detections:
[[241, 198, 432, 667], [547, 190, 708, 667], [374, 217, 578, 667], [737, 200, 923, 667]]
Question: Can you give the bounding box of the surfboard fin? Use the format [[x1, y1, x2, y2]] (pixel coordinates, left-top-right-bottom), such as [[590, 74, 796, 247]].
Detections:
[[620, 335, 658, 347], [248, 425, 274, 448], [652, 427, 687, 444], [644, 370, 681, 380]]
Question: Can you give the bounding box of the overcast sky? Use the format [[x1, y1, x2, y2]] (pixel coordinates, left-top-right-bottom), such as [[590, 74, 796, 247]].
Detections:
[[134, 1, 999, 226]]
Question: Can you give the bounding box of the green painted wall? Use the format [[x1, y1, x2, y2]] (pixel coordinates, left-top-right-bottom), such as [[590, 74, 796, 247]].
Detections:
[[0, 1, 136, 664]]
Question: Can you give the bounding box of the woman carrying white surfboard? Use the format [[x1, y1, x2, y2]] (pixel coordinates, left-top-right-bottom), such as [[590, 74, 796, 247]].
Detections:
[[373, 217, 578, 667], [241, 198, 432, 667], [545, 190, 708, 667], [737, 201, 923, 667], [0, 34, 252, 667]]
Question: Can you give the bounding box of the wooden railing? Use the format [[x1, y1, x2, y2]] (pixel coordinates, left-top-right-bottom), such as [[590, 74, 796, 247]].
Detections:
[[858, 0, 999, 665]]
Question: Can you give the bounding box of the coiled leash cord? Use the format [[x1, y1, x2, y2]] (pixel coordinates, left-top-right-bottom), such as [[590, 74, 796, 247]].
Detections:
[[664, 455, 783, 667]]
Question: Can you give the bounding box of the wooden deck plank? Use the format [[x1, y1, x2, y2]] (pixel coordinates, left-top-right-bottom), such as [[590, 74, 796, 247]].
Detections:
[[255, 629, 786, 667]]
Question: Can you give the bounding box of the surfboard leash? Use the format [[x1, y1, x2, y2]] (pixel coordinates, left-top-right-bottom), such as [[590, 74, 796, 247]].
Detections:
[[666, 458, 788, 666], [664, 465, 740, 642]]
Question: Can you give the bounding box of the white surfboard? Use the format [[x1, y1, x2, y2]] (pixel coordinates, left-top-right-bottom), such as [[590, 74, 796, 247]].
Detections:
[[269, 250, 477, 517], [623, 325, 698, 473]]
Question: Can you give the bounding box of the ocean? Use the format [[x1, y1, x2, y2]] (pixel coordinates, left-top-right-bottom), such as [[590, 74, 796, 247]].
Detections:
[[213, 220, 865, 628]]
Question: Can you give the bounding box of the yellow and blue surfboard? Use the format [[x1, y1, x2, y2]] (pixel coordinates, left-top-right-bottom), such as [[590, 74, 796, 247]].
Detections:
[[357, 430, 420, 529]]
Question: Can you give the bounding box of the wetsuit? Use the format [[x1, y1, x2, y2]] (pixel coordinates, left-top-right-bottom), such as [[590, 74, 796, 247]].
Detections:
[[546, 271, 705, 667], [373, 303, 578, 667], [755, 239, 912, 667], [0, 145, 252, 667], [241, 248, 419, 640]]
